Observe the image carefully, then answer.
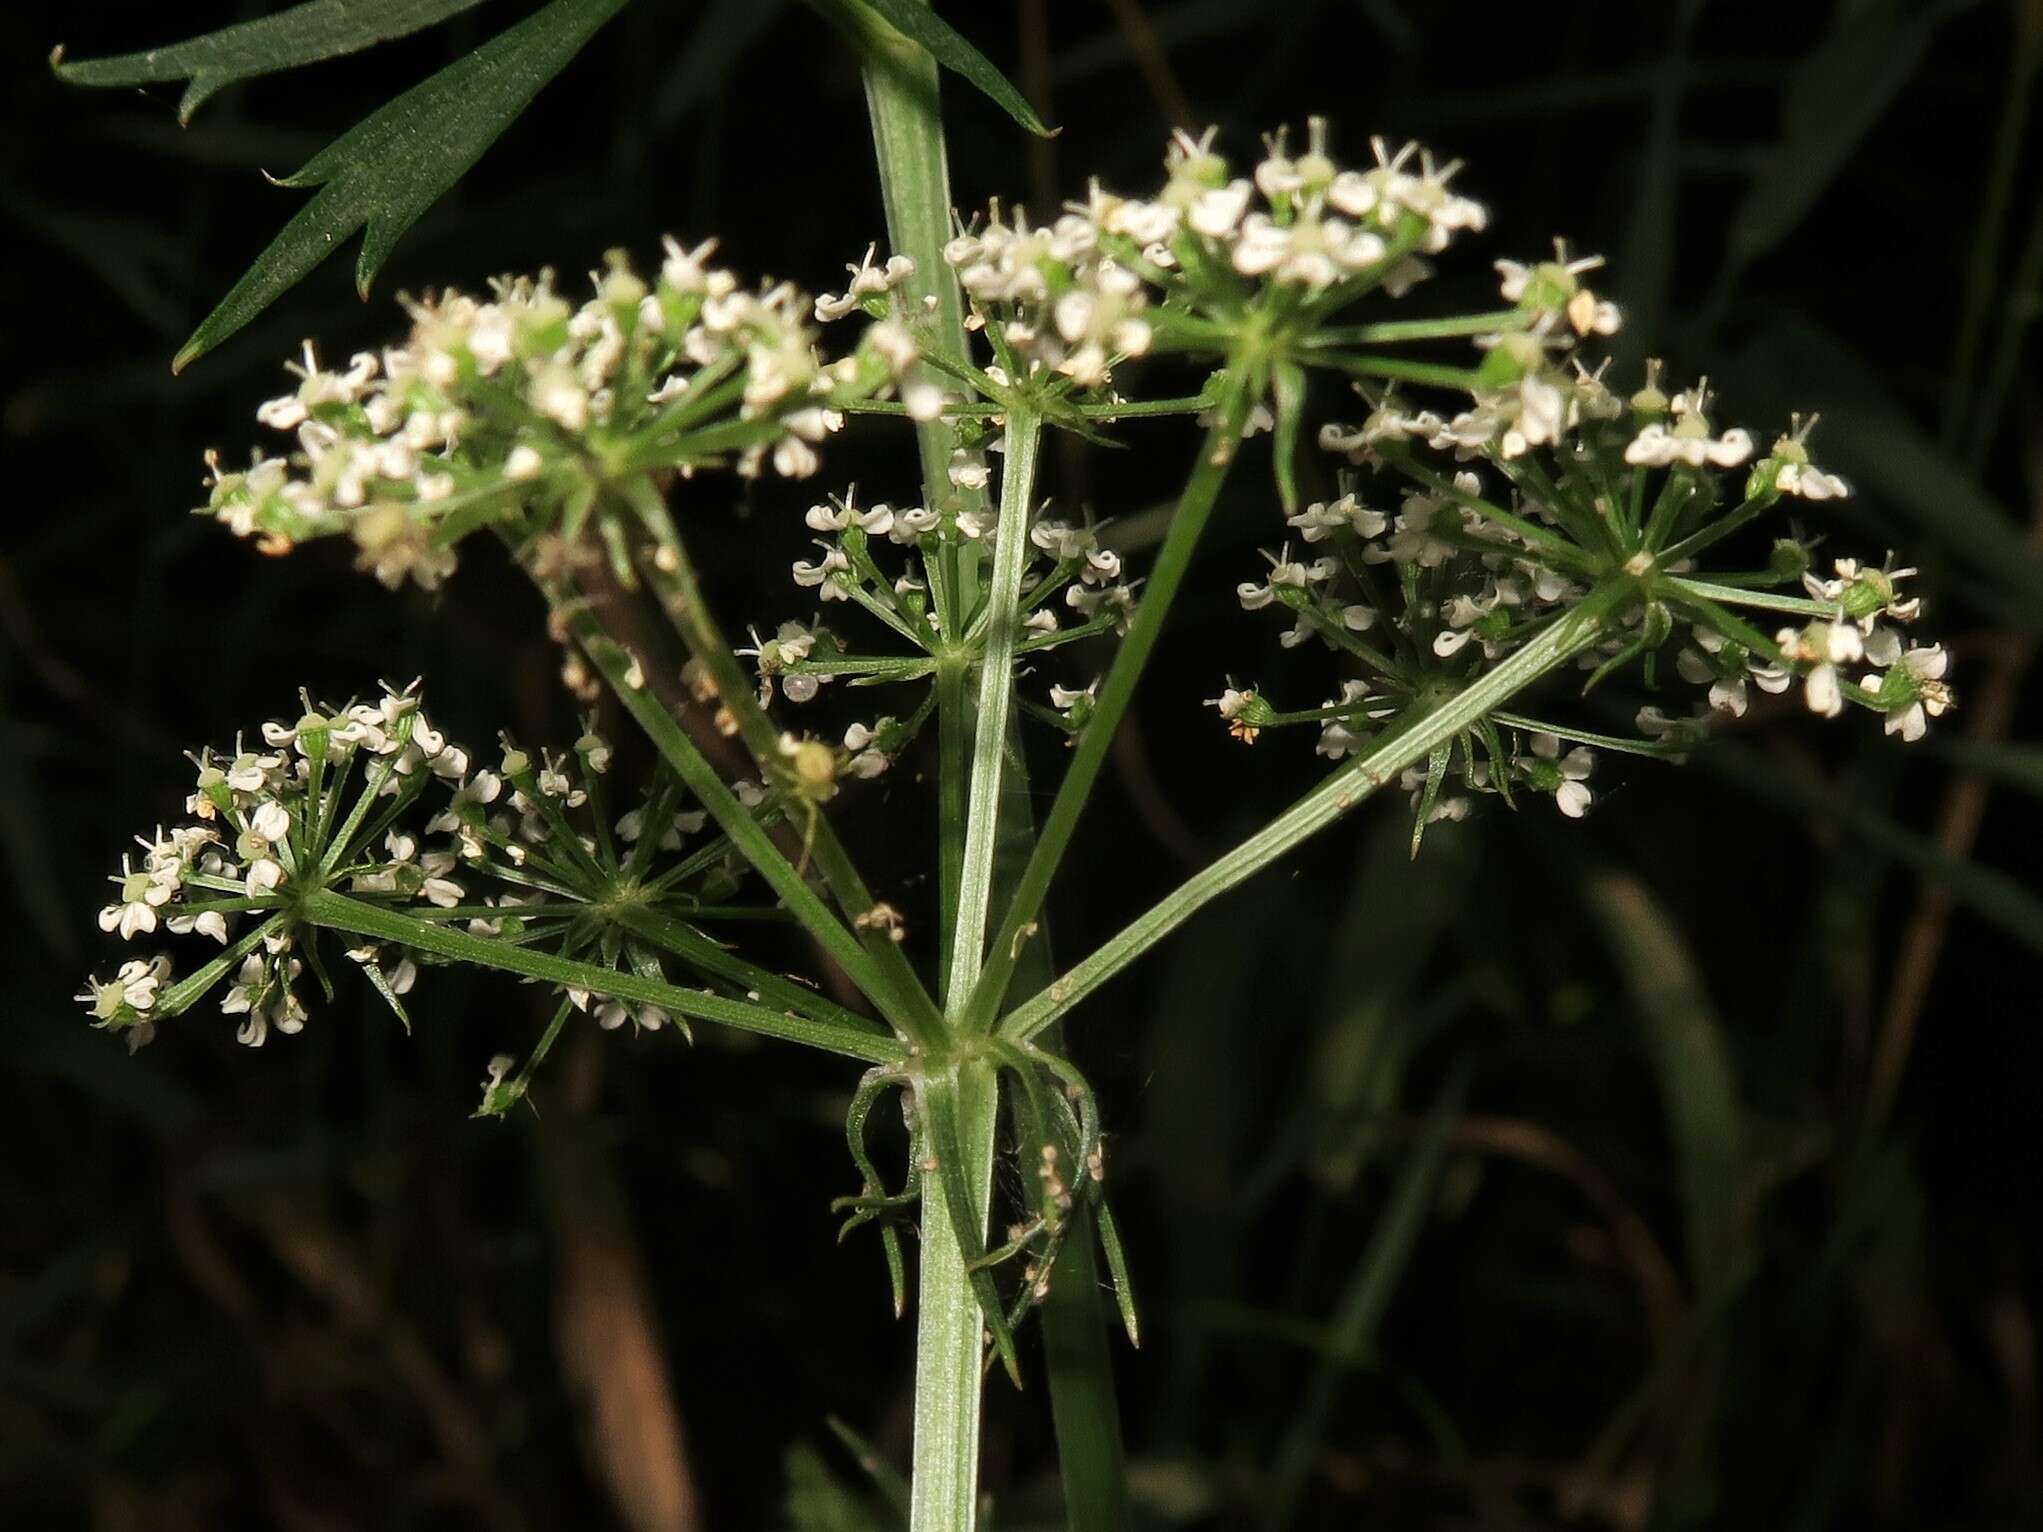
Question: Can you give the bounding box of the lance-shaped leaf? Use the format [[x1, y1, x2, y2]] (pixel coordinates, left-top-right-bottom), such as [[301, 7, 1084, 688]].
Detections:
[[53, 0, 497, 125], [172, 0, 630, 372], [810, 0, 1053, 136]]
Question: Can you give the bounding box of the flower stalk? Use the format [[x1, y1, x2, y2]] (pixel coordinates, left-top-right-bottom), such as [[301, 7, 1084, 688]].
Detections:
[[304, 887, 904, 1062], [1000, 578, 1637, 1045], [967, 367, 1254, 1032]]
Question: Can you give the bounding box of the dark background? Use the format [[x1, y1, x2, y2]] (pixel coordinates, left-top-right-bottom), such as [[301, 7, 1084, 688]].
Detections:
[[3, 1, 2040, 1527]]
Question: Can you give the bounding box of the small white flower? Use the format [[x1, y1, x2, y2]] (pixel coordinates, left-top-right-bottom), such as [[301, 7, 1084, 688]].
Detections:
[[1624, 420, 1752, 469], [949, 447, 991, 491], [1804, 662, 1844, 718], [1528, 733, 1595, 818], [815, 244, 916, 322], [792, 545, 852, 598], [1863, 643, 1952, 742], [167, 909, 231, 944], [421, 875, 465, 909], [1775, 461, 1850, 500]]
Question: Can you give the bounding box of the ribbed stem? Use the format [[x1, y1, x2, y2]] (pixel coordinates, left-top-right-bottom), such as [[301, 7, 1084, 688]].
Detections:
[[906, 1058, 1000, 1531], [845, 8, 1007, 1526]]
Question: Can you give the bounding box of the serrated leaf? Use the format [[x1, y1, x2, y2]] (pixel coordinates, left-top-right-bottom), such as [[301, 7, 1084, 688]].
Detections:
[[173, 0, 630, 372], [813, 0, 1053, 137], [53, 0, 497, 125]]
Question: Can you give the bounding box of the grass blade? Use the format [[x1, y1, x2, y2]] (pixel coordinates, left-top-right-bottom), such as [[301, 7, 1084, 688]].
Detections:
[[1723, 0, 1966, 274], [1263, 1060, 1473, 1531], [1581, 869, 1746, 1297], [1707, 740, 2043, 957]]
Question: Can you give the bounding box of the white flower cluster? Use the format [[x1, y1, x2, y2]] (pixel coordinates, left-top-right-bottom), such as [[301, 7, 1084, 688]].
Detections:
[[1495, 244, 1621, 338], [945, 205, 1155, 391], [1222, 354, 1947, 840], [746, 489, 1134, 747], [923, 120, 1492, 408], [204, 240, 921, 591], [81, 687, 753, 1054], [80, 684, 471, 1045], [1320, 350, 1622, 467], [374, 723, 754, 1036], [1100, 119, 1486, 295], [1771, 554, 1946, 739], [1220, 463, 1600, 823]]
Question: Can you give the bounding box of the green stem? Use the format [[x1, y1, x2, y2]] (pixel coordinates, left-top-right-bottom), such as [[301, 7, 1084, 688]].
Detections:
[[630, 501, 940, 1035], [1301, 309, 1526, 346], [1660, 575, 1835, 619], [946, 406, 1043, 1004], [967, 368, 1254, 1030], [936, 658, 970, 979], [301, 889, 904, 1063], [565, 606, 941, 1045], [841, 0, 989, 589], [612, 904, 886, 1038], [844, 9, 1019, 1527], [1490, 712, 1691, 760], [1656, 492, 1773, 568], [907, 1058, 1002, 1532], [1306, 352, 1486, 392], [997, 581, 1634, 1044], [1076, 391, 1219, 419]]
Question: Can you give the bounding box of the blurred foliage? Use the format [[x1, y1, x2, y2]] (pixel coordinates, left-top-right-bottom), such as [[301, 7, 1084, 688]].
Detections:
[[3, 1, 2039, 1527]]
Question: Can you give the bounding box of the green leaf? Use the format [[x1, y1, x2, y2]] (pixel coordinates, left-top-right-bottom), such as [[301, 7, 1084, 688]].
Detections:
[[812, 0, 1053, 137], [172, 0, 630, 371], [53, 0, 496, 125]]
